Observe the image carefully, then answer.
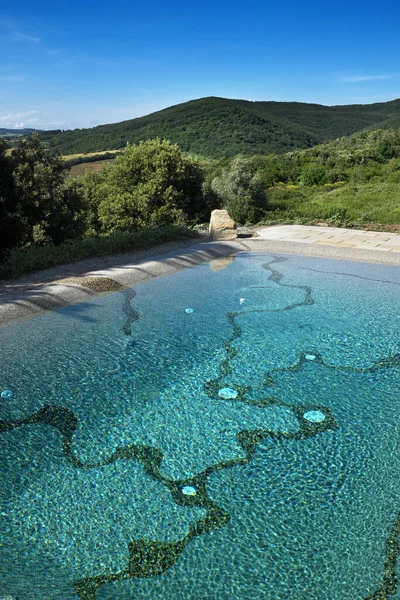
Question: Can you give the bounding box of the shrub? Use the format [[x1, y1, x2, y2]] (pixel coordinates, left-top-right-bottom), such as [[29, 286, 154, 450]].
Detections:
[[211, 156, 268, 224]]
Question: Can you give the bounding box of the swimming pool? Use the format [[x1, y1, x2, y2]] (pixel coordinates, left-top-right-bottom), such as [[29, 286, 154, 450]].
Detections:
[[1, 252, 399, 599]]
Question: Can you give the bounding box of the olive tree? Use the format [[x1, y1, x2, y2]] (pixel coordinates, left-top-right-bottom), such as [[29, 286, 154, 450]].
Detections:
[[211, 156, 267, 224]]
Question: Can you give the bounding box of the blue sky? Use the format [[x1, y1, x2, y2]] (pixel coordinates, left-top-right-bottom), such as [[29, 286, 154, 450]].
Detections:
[[1, 0, 399, 129]]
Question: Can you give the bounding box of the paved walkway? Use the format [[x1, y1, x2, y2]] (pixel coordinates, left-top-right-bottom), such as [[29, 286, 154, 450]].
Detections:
[[256, 225, 400, 252]]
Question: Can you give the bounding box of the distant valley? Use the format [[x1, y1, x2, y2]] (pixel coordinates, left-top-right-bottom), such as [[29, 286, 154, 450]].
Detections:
[[0, 127, 39, 138]]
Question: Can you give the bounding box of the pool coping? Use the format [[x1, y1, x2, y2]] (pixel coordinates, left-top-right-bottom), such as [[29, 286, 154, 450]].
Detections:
[[0, 232, 399, 327]]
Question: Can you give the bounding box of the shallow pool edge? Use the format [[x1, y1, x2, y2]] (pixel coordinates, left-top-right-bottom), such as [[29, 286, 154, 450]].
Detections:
[[1, 236, 399, 327]]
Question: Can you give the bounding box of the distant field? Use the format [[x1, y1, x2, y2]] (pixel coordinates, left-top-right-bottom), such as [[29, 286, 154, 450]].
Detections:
[[62, 149, 120, 161], [67, 159, 114, 177]]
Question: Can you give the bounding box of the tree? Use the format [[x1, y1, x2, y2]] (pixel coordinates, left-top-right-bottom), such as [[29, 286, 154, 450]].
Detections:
[[0, 140, 19, 255], [96, 139, 205, 232], [47, 179, 90, 244], [10, 133, 67, 246], [0, 134, 94, 253], [211, 156, 268, 224]]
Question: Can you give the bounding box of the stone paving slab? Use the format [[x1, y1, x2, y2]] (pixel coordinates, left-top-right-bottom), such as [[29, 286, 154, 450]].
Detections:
[[256, 225, 400, 252]]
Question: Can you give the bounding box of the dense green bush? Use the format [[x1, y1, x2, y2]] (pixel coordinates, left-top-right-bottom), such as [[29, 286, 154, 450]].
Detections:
[[85, 139, 206, 232], [300, 163, 327, 186]]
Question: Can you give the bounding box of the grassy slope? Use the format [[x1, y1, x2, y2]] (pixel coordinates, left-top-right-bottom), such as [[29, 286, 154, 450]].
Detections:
[[40, 96, 400, 157], [265, 183, 400, 227], [259, 128, 400, 227]]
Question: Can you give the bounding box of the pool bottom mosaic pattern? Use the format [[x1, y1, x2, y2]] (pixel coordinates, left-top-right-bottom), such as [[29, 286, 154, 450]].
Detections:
[[0, 253, 399, 599]]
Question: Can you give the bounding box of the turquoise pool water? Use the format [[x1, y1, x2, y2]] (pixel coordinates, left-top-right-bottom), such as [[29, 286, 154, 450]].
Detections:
[[1, 252, 399, 600]]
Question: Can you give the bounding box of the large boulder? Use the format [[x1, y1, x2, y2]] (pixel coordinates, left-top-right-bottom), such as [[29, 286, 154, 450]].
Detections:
[[209, 209, 237, 241]]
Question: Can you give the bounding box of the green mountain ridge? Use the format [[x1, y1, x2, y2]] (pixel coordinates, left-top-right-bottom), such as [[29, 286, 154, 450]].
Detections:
[[39, 96, 400, 157]]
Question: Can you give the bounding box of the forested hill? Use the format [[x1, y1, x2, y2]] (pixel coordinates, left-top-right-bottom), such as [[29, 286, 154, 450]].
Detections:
[[0, 127, 38, 137], [39, 96, 400, 157]]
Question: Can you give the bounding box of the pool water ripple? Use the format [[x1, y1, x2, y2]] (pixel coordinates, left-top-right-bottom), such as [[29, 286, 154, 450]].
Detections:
[[1, 252, 399, 599]]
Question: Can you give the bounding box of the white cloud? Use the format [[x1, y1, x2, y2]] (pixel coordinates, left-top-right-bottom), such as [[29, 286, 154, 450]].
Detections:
[[0, 110, 66, 129], [0, 111, 40, 127], [11, 31, 41, 43], [340, 74, 398, 83], [13, 120, 38, 128]]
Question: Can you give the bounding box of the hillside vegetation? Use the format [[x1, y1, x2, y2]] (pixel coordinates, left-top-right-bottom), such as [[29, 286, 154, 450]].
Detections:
[[0, 136, 209, 277], [209, 127, 400, 226], [1, 127, 399, 279], [39, 96, 400, 157]]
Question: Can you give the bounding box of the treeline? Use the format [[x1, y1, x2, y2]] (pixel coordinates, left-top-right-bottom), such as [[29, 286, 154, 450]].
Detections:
[[39, 96, 400, 158]]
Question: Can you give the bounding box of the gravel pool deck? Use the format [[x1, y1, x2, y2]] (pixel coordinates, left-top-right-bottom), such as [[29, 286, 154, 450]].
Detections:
[[1, 225, 399, 326]]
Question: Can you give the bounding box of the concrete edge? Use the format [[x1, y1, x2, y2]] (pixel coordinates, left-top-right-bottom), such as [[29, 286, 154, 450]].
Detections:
[[242, 238, 400, 266]]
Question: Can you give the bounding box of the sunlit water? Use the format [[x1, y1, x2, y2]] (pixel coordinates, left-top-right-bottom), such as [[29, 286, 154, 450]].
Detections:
[[1, 252, 399, 600]]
